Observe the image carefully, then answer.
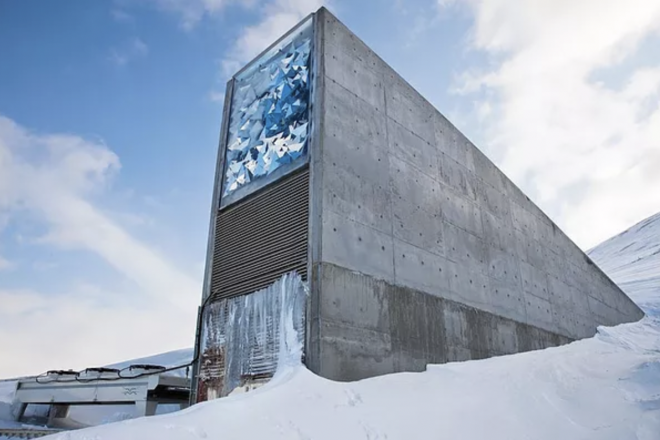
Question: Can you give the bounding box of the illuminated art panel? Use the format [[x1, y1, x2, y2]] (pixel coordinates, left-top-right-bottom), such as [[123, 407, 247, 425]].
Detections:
[[222, 20, 313, 197]]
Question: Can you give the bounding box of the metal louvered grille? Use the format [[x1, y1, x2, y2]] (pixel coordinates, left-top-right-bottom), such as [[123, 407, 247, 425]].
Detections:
[[210, 168, 309, 301]]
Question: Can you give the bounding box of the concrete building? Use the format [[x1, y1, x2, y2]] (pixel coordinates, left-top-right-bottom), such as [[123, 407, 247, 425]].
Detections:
[[192, 7, 644, 401]]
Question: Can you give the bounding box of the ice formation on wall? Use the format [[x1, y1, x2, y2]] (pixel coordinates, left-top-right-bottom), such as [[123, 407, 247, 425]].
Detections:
[[222, 20, 313, 197], [197, 272, 308, 400]]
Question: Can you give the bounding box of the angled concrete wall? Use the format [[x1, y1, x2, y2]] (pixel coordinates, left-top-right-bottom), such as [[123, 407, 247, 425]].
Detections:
[[306, 8, 643, 381]]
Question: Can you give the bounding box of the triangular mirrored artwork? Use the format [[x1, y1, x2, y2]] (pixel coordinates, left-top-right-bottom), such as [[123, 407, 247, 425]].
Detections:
[[222, 21, 313, 197]]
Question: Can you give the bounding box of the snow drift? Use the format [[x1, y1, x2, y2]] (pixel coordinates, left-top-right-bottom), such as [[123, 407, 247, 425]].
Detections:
[[3, 213, 660, 440]]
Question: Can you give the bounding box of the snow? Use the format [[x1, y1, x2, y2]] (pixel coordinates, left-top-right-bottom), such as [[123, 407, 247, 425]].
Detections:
[[2, 213, 660, 439], [589, 212, 660, 310], [39, 319, 660, 440], [0, 381, 18, 427], [105, 348, 194, 378]]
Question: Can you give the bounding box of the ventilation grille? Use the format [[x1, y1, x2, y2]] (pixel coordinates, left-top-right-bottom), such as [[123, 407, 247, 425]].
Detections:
[[210, 168, 309, 301]]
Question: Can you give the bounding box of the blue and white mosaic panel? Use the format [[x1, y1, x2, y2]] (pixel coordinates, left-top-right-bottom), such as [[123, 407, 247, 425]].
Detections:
[[222, 22, 313, 197]]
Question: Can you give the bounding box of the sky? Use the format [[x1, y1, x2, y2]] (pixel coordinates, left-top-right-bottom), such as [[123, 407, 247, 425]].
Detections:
[[0, 0, 659, 378]]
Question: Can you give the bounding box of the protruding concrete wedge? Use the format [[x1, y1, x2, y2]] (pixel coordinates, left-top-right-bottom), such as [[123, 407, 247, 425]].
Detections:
[[192, 7, 645, 398]]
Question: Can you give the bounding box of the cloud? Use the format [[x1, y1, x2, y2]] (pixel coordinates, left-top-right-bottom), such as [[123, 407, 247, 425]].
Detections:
[[0, 254, 13, 271], [208, 90, 225, 102], [145, 0, 230, 30], [0, 116, 199, 377], [141, 0, 324, 99], [111, 8, 134, 23], [0, 287, 193, 378], [452, 0, 660, 248], [221, 0, 325, 76], [109, 37, 149, 66]]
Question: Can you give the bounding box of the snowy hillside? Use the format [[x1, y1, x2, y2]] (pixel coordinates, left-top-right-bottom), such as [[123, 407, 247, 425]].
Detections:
[[589, 212, 660, 311], [2, 213, 660, 440]]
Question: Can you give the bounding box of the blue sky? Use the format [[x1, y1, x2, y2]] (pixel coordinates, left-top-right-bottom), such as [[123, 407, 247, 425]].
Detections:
[[1, 0, 659, 377]]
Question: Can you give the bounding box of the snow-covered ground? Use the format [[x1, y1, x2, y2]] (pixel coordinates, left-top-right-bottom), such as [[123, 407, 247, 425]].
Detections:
[[2, 213, 660, 439]]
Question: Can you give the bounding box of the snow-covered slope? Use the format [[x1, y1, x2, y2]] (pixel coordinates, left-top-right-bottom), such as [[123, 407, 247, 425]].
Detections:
[[589, 212, 660, 311], [3, 213, 660, 440], [106, 348, 194, 378]]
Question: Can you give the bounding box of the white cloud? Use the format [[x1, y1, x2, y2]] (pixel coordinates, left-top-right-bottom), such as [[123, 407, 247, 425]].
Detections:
[[109, 37, 149, 66], [0, 254, 13, 271], [221, 0, 325, 75], [452, 0, 660, 248], [208, 90, 225, 102], [146, 0, 230, 30], [111, 8, 134, 23], [142, 0, 324, 97], [0, 287, 193, 378], [0, 116, 198, 377]]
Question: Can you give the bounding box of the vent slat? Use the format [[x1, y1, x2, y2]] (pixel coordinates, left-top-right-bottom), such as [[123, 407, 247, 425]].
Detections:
[[215, 204, 309, 248], [210, 169, 310, 302], [214, 223, 308, 259]]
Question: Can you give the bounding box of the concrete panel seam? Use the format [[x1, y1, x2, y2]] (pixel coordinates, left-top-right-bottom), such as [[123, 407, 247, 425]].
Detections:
[[324, 75, 384, 116], [382, 76, 397, 284]]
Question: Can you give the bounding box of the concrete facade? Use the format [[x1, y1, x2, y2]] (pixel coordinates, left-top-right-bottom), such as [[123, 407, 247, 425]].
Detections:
[[305, 8, 644, 380], [196, 7, 645, 395]]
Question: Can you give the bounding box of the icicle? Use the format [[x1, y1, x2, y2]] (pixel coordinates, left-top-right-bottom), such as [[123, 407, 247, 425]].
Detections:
[[197, 271, 308, 399]]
